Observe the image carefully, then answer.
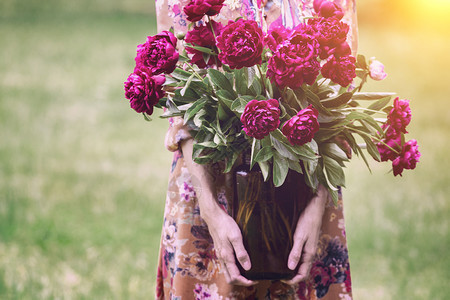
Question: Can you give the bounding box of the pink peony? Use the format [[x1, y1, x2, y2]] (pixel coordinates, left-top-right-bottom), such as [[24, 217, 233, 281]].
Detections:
[[282, 105, 320, 146], [387, 98, 412, 133], [183, 0, 225, 22], [216, 19, 264, 69], [265, 25, 293, 52], [308, 17, 349, 59], [267, 30, 320, 89], [135, 31, 179, 75], [124, 66, 165, 115], [392, 139, 421, 176], [185, 20, 223, 68], [314, 0, 344, 20], [377, 124, 402, 162], [321, 55, 356, 87], [240, 99, 280, 139], [369, 58, 388, 81]]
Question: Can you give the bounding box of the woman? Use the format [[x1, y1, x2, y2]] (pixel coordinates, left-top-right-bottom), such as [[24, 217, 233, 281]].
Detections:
[[156, 0, 357, 298]]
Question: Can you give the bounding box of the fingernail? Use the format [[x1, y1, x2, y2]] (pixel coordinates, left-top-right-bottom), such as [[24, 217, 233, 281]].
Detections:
[[243, 262, 250, 270], [288, 261, 296, 270]]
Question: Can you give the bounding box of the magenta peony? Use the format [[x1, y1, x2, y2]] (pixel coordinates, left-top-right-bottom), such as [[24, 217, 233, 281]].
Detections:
[[308, 17, 349, 59], [183, 0, 225, 22], [240, 99, 280, 139], [265, 25, 293, 52], [392, 139, 421, 176], [377, 124, 402, 162], [321, 55, 356, 87], [216, 19, 264, 69], [135, 31, 179, 75], [387, 98, 411, 133], [282, 105, 320, 146], [266, 30, 320, 89], [124, 66, 165, 115], [185, 20, 223, 68], [313, 0, 344, 20], [369, 58, 388, 81]]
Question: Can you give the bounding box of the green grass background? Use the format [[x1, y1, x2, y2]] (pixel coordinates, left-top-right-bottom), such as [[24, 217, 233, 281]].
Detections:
[[0, 0, 448, 298]]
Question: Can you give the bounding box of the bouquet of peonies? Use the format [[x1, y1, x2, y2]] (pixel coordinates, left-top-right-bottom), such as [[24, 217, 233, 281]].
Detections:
[[124, 0, 420, 203]]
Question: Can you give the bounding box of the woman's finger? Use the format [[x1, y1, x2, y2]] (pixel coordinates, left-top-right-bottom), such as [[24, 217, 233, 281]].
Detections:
[[224, 260, 257, 286], [228, 231, 251, 271], [287, 235, 306, 270]]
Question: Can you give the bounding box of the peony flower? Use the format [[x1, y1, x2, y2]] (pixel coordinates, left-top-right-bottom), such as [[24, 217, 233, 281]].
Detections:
[[183, 0, 225, 22], [282, 105, 320, 146], [392, 139, 420, 176], [265, 25, 293, 52], [240, 99, 280, 139], [216, 19, 264, 69], [185, 20, 223, 68], [321, 55, 356, 87], [267, 30, 321, 89], [314, 0, 345, 20], [377, 124, 402, 162], [369, 57, 388, 81], [135, 31, 179, 75], [387, 97, 411, 133], [308, 17, 349, 59], [124, 66, 165, 115]]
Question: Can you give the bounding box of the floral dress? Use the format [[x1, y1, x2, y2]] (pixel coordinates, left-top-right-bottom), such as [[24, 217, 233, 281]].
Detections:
[[155, 1, 357, 299]]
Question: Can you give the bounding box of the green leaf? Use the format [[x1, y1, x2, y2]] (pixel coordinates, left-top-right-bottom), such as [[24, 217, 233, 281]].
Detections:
[[320, 143, 349, 162], [303, 87, 333, 116], [366, 96, 392, 114], [273, 152, 289, 187], [171, 68, 193, 81], [247, 66, 257, 89], [287, 159, 303, 174], [234, 68, 249, 95], [224, 152, 239, 173], [356, 54, 367, 69], [254, 146, 273, 162], [180, 73, 196, 96], [271, 135, 297, 161], [360, 134, 381, 162], [352, 92, 396, 100], [231, 97, 250, 114], [323, 156, 345, 188], [250, 138, 261, 169], [208, 69, 234, 92], [321, 92, 353, 108], [184, 97, 207, 122], [258, 161, 270, 181], [185, 43, 217, 55]]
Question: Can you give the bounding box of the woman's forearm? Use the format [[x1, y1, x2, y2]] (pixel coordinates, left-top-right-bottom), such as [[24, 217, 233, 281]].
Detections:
[[180, 138, 225, 222]]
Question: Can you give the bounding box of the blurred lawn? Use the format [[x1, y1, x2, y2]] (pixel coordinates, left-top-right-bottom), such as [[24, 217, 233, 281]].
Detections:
[[0, 0, 449, 299]]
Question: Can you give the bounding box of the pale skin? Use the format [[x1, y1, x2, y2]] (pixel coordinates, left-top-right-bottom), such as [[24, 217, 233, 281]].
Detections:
[[180, 137, 332, 286]]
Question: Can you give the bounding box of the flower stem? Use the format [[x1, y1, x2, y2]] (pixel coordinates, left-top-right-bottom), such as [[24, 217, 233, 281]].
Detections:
[[256, 64, 268, 96], [345, 126, 400, 154], [339, 107, 386, 115]]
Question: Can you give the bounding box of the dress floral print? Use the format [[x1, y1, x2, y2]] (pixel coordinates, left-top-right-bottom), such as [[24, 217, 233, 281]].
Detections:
[[155, 1, 357, 299]]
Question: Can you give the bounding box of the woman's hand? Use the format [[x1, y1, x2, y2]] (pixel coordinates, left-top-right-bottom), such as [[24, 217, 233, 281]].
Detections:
[[202, 209, 257, 286], [180, 138, 256, 286], [283, 184, 328, 285]]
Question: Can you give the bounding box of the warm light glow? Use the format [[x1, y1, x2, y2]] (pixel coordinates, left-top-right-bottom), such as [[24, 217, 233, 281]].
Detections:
[[410, 0, 450, 13]]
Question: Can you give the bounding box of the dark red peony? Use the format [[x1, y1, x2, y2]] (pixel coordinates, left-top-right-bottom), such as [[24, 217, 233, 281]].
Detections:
[[308, 17, 349, 59], [377, 124, 402, 162], [135, 31, 179, 75], [216, 19, 264, 69], [240, 99, 280, 139], [124, 66, 165, 115], [392, 139, 421, 176], [185, 20, 223, 68], [387, 97, 412, 134], [321, 55, 356, 87], [282, 105, 320, 146], [183, 0, 225, 22], [265, 25, 293, 52], [314, 0, 344, 20], [267, 29, 320, 89]]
